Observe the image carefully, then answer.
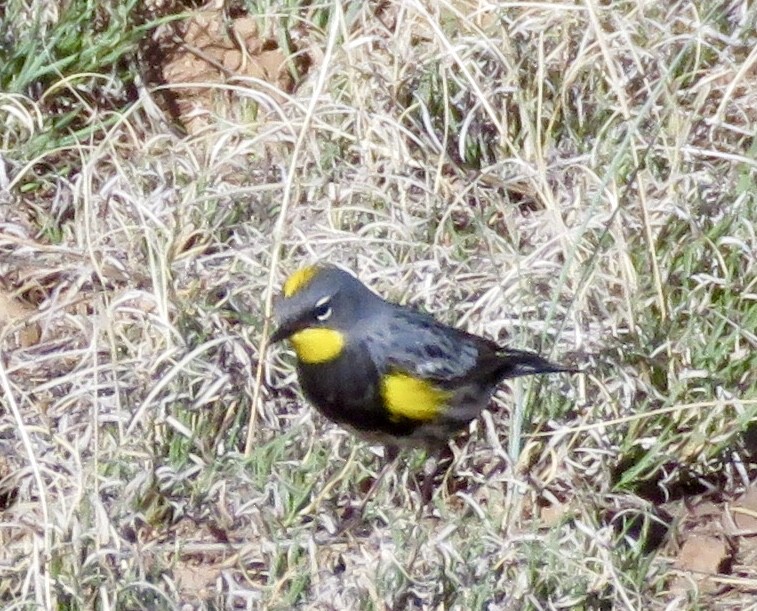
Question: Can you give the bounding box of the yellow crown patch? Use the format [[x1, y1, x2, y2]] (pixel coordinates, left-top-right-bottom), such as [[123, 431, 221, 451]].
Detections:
[[283, 265, 320, 298]]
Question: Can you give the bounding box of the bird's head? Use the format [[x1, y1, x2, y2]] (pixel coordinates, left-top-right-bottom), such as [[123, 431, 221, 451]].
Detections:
[[271, 265, 379, 364]]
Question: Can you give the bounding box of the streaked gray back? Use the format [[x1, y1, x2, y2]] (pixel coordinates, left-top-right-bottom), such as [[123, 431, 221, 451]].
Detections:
[[359, 305, 482, 383]]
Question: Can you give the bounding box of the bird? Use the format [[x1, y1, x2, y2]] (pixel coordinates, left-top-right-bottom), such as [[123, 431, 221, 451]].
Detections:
[[270, 264, 574, 449]]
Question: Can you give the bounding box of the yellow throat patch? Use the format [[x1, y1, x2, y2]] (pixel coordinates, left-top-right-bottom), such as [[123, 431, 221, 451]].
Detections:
[[283, 266, 319, 298], [380, 372, 450, 422], [290, 328, 345, 364]]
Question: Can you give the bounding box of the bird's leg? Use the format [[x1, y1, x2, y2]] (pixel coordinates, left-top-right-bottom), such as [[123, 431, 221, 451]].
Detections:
[[336, 444, 401, 532], [418, 444, 455, 505], [358, 443, 400, 512]]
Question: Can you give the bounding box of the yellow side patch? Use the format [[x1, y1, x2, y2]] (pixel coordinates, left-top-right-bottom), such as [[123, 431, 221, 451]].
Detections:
[[283, 266, 319, 298], [290, 328, 345, 364], [380, 373, 450, 423]]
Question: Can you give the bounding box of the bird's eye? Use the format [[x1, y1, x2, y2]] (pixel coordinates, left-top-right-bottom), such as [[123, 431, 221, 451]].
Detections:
[[313, 297, 332, 321]]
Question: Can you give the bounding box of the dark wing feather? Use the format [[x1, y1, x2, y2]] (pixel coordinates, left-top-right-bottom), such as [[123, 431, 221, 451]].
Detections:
[[361, 306, 570, 387], [361, 307, 490, 385]]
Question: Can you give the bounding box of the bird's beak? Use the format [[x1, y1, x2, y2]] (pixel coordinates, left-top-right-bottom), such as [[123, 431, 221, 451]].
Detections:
[[270, 294, 290, 343], [270, 315, 303, 343], [270, 322, 291, 343]]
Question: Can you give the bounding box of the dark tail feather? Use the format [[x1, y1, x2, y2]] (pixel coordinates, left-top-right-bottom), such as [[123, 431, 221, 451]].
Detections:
[[496, 349, 579, 379]]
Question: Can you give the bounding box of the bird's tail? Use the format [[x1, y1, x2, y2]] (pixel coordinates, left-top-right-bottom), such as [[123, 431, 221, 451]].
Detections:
[[496, 348, 578, 379]]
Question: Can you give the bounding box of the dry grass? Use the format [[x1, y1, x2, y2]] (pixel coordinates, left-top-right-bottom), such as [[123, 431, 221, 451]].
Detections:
[[1, 0, 756, 608]]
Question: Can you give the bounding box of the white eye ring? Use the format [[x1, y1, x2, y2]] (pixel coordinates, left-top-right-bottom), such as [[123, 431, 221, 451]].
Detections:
[[314, 296, 332, 321]]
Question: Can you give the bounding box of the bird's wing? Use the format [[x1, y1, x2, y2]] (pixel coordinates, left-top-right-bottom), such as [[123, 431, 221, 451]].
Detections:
[[361, 307, 488, 385], [360, 306, 569, 386]]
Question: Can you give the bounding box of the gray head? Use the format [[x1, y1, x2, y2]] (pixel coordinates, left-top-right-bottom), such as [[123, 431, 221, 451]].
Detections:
[[270, 265, 384, 344]]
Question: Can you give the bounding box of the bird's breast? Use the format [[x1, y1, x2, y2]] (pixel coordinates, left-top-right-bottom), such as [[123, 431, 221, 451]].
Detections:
[[295, 345, 379, 421]]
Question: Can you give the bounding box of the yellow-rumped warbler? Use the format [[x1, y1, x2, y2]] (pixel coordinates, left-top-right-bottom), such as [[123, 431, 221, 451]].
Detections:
[[271, 265, 574, 448]]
